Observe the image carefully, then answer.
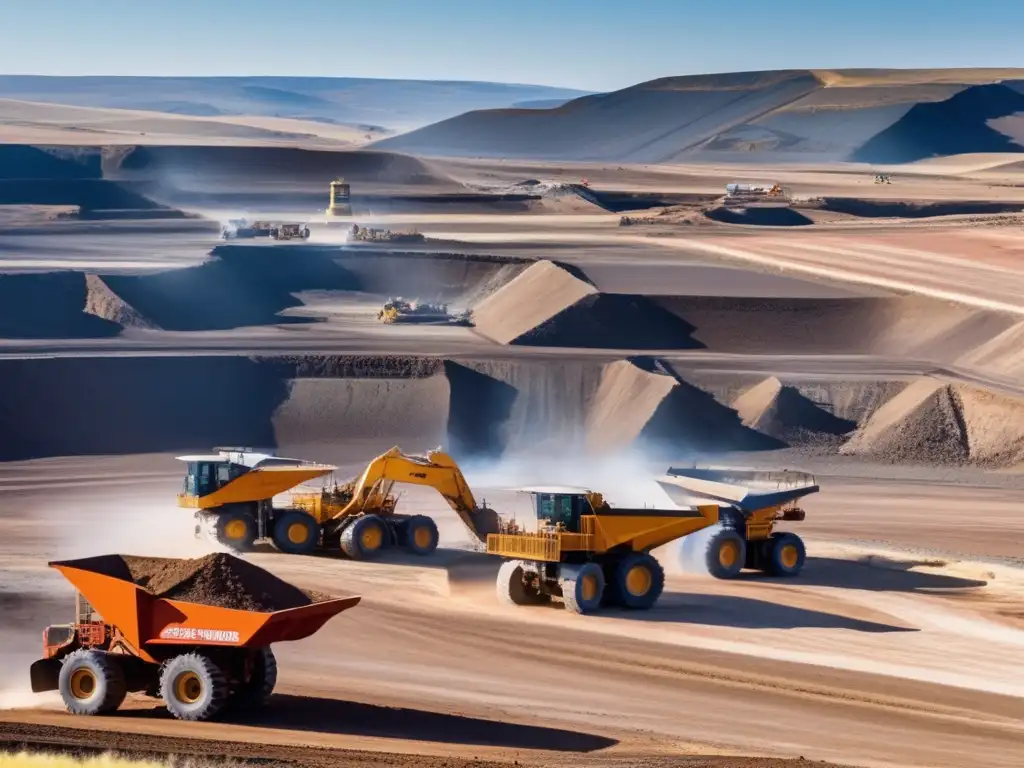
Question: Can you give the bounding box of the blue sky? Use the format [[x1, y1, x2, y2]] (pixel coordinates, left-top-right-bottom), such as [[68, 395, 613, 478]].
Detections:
[[2, 0, 1024, 91]]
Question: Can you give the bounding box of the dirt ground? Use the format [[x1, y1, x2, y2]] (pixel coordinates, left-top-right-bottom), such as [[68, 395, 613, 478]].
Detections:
[[3, 144, 1024, 768], [0, 454, 1022, 768]]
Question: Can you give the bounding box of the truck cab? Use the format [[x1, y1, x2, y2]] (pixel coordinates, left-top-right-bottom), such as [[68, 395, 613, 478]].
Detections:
[[533, 490, 593, 533], [179, 456, 250, 500]]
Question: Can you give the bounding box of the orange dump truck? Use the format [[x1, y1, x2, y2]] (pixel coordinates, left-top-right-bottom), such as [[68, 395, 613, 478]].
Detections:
[[29, 554, 359, 721]]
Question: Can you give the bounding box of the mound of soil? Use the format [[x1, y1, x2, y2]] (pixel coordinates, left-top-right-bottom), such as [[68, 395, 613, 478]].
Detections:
[[640, 364, 783, 454], [61, 553, 325, 612], [841, 380, 967, 464], [471, 260, 596, 345], [84, 274, 158, 330], [517, 293, 703, 350], [841, 378, 1024, 466], [585, 359, 678, 449], [125, 553, 323, 611], [733, 377, 856, 442], [705, 206, 814, 226]]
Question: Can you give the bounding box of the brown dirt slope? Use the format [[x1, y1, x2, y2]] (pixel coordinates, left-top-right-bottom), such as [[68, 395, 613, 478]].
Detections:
[[272, 375, 451, 455], [471, 260, 597, 344], [841, 377, 1024, 466], [83, 274, 158, 330], [956, 320, 1024, 380], [733, 377, 856, 442], [585, 359, 678, 450], [376, 69, 1024, 164]]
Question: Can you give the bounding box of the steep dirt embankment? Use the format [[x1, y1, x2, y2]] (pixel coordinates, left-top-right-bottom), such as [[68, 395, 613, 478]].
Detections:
[[472, 260, 701, 350], [585, 359, 777, 454], [957, 320, 1024, 380], [375, 70, 823, 162], [472, 260, 598, 344], [103, 245, 361, 331], [654, 295, 1016, 361], [0, 145, 167, 212], [335, 251, 528, 305], [106, 145, 457, 188], [841, 377, 1024, 466], [377, 69, 1024, 164], [732, 376, 856, 443], [84, 274, 159, 330], [0, 272, 123, 339], [851, 83, 1024, 163], [0, 357, 288, 460]]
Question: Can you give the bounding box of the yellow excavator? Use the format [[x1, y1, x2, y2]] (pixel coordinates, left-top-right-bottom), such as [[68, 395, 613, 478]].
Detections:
[[176, 446, 498, 559]]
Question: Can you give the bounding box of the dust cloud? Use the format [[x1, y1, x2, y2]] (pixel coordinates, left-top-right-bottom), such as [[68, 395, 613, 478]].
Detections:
[[462, 446, 677, 509]]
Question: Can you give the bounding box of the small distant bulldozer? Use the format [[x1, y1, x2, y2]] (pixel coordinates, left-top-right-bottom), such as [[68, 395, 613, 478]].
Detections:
[[874, 173, 892, 184], [723, 182, 792, 208], [221, 219, 309, 241], [270, 223, 311, 241], [221, 219, 274, 240], [377, 298, 472, 326], [349, 225, 425, 244]]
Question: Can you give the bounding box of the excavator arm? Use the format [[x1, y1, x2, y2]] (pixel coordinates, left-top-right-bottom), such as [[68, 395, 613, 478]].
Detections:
[[329, 447, 497, 542]]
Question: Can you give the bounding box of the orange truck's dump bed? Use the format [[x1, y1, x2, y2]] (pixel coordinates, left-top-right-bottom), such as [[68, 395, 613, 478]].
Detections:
[[51, 555, 358, 661]]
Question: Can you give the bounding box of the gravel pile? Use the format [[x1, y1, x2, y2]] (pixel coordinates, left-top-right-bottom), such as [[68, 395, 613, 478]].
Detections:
[[119, 553, 325, 612]]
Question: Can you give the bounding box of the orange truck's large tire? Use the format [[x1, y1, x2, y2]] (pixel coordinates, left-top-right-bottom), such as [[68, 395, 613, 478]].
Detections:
[[160, 653, 229, 722], [58, 649, 127, 716]]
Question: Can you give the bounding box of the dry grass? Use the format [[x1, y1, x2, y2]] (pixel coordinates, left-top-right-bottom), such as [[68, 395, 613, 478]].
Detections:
[[0, 754, 165, 768]]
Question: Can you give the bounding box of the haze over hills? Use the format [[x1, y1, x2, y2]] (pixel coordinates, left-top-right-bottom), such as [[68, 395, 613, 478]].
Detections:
[[374, 68, 1024, 164], [0, 75, 590, 132]]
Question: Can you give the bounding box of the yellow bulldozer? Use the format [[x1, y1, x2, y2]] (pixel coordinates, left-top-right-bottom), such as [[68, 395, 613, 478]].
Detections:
[[176, 447, 499, 559]]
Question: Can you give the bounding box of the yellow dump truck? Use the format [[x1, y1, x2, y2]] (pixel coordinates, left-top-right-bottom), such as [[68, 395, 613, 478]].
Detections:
[[656, 467, 818, 579], [176, 447, 498, 559], [486, 487, 720, 614]]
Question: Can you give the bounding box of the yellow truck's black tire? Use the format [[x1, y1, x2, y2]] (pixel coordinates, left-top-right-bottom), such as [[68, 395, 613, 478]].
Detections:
[[58, 650, 127, 716], [340, 515, 388, 560], [160, 653, 229, 722], [226, 647, 277, 711], [767, 532, 806, 577], [399, 515, 439, 556], [213, 510, 257, 551], [560, 562, 605, 615], [272, 511, 319, 555], [705, 528, 746, 579], [496, 560, 549, 606], [609, 553, 665, 610]]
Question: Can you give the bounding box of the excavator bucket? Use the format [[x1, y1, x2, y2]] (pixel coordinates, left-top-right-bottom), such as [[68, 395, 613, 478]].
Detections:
[[49, 556, 359, 662]]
